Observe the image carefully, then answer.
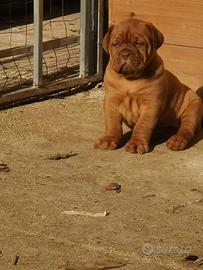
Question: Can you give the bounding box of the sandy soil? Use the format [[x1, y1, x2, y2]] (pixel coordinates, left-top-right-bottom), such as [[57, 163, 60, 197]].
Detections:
[[0, 86, 203, 270]]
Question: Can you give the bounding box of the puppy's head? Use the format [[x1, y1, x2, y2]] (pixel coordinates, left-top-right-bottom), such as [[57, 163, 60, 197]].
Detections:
[[103, 18, 164, 78]]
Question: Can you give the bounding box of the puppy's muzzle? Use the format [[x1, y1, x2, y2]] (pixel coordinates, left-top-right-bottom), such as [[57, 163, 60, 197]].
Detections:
[[119, 49, 133, 61], [116, 48, 143, 76], [120, 48, 140, 63], [120, 49, 131, 60]]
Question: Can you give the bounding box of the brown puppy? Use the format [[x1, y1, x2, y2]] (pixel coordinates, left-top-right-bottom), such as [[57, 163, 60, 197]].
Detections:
[[95, 18, 203, 153]]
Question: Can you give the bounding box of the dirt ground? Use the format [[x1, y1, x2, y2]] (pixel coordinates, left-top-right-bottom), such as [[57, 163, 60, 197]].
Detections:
[[0, 86, 203, 270]]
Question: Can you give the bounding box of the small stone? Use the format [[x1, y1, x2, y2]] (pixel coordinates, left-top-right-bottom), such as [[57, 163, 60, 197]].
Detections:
[[105, 182, 121, 193]]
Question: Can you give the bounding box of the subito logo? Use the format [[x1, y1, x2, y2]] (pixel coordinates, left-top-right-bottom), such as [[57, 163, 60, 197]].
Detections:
[[142, 243, 154, 255]]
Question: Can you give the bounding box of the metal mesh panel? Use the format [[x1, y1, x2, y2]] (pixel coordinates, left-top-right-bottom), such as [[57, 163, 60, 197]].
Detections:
[[42, 0, 80, 83], [0, 0, 103, 108], [0, 0, 80, 92], [0, 0, 33, 91]]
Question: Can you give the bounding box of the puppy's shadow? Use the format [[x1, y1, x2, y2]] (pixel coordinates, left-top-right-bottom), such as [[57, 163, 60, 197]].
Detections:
[[119, 87, 203, 151], [196, 86, 203, 101], [119, 131, 132, 147], [189, 129, 203, 148], [119, 126, 203, 151], [192, 85, 203, 147], [119, 127, 177, 150], [151, 127, 178, 150]]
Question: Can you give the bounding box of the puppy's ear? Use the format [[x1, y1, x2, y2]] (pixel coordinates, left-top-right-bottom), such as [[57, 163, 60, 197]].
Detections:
[[147, 23, 164, 50], [102, 25, 114, 54]]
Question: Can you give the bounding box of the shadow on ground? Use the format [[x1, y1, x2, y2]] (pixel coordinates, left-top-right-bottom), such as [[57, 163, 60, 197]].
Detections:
[[119, 127, 203, 152]]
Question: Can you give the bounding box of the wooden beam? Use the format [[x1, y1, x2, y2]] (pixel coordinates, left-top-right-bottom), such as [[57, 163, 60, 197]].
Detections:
[[0, 75, 100, 108], [0, 36, 80, 59]]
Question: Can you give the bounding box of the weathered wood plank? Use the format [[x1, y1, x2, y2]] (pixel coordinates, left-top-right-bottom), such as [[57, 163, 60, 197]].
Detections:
[[0, 36, 80, 59], [158, 45, 203, 90], [0, 75, 99, 107], [109, 0, 203, 47]]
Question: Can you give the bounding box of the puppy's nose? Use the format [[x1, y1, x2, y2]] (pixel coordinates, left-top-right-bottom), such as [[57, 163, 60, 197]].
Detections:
[[122, 51, 130, 60]]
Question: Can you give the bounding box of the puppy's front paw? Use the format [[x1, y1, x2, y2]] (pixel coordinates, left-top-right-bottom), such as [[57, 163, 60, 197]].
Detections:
[[94, 136, 119, 150], [166, 134, 188, 151], [125, 139, 149, 154]]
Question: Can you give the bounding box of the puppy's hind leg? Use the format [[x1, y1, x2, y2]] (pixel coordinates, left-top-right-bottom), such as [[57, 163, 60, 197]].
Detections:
[[166, 98, 202, 151]]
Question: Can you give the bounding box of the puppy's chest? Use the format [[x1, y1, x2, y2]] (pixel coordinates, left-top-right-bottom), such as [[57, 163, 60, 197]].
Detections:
[[118, 95, 139, 127]]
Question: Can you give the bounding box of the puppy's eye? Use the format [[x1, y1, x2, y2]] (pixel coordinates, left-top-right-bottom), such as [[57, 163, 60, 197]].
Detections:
[[112, 41, 120, 47], [136, 41, 145, 47]]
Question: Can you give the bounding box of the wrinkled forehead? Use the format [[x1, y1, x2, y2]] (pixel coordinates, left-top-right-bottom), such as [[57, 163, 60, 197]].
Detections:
[[111, 20, 150, 41]]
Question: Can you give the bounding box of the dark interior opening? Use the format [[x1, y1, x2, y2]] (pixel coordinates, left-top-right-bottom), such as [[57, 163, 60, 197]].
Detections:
[[0, 0, 80, 30]]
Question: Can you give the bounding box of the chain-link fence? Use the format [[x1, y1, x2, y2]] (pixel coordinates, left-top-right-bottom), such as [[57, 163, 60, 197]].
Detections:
[[0, 0, 103, 106]]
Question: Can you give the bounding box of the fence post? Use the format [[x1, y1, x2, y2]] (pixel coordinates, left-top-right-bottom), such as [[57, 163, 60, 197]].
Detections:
[[97, 0, 104, 79], [80, 0, 91, 77], [33, 0, 43, 87]]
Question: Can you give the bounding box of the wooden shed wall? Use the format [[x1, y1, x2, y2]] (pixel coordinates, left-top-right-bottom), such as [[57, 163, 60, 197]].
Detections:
[[108, 0, 203, 90]]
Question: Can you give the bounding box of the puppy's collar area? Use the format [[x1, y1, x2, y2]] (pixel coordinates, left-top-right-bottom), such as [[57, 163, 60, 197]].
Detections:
[[142, 54, 164, 77]]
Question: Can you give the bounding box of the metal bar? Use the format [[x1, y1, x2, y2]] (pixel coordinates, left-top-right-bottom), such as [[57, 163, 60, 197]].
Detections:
[[91, 0, 98, 75], [97, 0, 104, 79], [33, 0, 43, 87], [80, 0, 103, 78], [80, 0, 92, 77]]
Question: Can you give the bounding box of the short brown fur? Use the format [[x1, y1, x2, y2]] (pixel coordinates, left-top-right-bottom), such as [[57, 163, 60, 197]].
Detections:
[[95, 18, 203, 153]]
